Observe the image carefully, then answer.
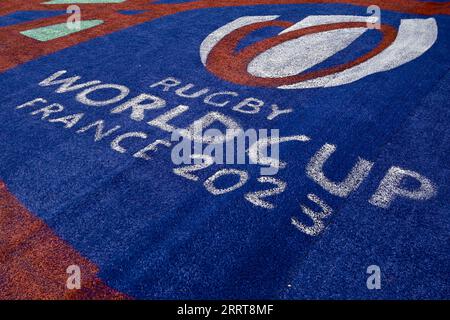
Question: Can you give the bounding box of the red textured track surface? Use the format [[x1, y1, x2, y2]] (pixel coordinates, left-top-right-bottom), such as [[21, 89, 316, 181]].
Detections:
[[0, 181, 128, 300]]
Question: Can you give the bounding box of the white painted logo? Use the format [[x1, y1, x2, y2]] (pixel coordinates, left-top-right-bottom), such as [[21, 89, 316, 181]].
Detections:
[[201, 15, 438, 89]]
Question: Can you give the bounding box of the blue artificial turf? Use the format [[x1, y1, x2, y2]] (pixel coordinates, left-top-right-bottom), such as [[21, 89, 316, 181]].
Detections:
[[0, 2, 448, 299]]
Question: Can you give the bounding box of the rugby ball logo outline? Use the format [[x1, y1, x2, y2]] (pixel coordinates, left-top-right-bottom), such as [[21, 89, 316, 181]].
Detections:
[[200, 15, 438, 89]]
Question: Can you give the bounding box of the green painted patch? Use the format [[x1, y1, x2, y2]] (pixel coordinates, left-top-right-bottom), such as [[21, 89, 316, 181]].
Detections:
[[20, 20, 104, 42], [43, 0, 125, 4]]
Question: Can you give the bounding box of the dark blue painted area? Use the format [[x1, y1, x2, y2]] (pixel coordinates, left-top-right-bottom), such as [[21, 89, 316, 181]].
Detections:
[[281, 72, 450, 299], [236, 26, 285, 52], [0, 4, 449, 299], [0, 10, 65, 27], [119, 10, 149, 15]]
